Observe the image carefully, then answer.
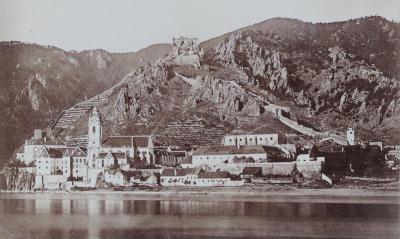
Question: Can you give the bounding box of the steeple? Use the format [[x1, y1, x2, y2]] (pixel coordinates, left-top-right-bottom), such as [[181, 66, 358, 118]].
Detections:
[[346, 127, 355, 145], [88, 106, 102, 168]]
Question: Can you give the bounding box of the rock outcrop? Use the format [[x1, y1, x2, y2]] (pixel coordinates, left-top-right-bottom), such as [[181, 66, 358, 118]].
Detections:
[[0, 167, 35, 191]]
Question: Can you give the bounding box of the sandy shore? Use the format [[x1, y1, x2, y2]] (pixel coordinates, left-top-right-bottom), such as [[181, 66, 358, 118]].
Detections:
[[1, 187, 399, 204]]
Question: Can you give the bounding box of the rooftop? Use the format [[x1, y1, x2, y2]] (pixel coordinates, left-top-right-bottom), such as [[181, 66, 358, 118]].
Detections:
[[198, 171, 231, 179], [192, 145, 280, 156], [102, 135, 152, 148]]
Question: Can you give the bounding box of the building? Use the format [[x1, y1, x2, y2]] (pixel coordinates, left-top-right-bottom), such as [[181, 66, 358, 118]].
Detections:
[[190, 145, 286, 169], [36, 147, 64, 176], [97, 152, 129, 170], [240, 167, 262, 182], [18, 131, 65, 165], [222, 134, 279, 147], [160, 168, 243, 187], [104, 170, 128, 186], [296, 145, 325, 163], [159, 147, 187, 166], [62, 147, 88, 181], [369, 141, 383, 150]]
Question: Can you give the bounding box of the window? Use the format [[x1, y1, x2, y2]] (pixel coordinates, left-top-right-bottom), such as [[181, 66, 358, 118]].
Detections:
[[92, 126, 96, 133], [270, 137, 273, 140]]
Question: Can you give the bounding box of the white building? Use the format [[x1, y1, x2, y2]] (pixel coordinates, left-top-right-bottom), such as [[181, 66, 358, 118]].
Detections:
[[222, 134, 279, 147], [191, 145, 282, 169], [18, 133, 65, 165], [104, 170, 127, 186], [63, 147, 88, 181], [160, 168, 243, 187], [36, 147, 65, 176], [97, 152, 129, 170]]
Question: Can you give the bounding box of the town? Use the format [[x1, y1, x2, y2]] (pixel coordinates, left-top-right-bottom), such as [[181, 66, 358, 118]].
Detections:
[[7, 36, 400, 192], [11, 104, 398, 191]]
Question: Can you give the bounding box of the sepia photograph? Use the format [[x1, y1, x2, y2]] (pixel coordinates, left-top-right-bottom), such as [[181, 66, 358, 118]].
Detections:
[[0, 0, 399, 238]]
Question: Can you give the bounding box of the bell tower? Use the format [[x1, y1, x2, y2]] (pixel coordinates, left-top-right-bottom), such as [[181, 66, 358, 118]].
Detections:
[[346, 127, 355, 145], [88, 106, 102, 168]]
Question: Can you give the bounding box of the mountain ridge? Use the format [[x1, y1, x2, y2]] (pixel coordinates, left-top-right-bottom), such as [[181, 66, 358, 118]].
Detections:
[[2, 16, 400, 167]]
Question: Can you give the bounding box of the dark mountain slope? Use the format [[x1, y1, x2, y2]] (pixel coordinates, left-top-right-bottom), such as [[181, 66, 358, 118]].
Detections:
[[0, 42, 171, 167]]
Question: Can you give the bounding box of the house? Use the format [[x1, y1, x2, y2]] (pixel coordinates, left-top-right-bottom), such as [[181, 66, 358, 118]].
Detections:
[[196, 171, 243, 187], [296, 145, 325, 163], [160, 147, 187, 166], [36, 147, 65, 176], [241, 167, 262, 182], [160, 168, 200, 186], [35, 147, 67, 189], [104, 170, 131, 186], [160, 168, 243, 187], [369, 141, 383, 150], [62, 146, 88, 181], [20, 131, 65, 165], [97, 152, 129, 170], [180, 156, 193, 168]]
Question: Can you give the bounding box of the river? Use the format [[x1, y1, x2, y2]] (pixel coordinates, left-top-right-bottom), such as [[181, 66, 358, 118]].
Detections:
[[0, 194, 399, 239]]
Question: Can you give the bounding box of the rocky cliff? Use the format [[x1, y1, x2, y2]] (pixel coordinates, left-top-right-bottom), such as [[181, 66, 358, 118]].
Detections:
[[0, 167, 35, 191], [52, 17, 400, 147]]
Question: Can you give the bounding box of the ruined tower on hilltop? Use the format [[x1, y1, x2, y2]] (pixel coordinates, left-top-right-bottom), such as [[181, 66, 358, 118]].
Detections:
[[169, 36, 204, 68]]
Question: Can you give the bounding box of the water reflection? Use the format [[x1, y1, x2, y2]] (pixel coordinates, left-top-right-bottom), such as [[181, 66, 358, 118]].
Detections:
[[0, 198, 398, 239]]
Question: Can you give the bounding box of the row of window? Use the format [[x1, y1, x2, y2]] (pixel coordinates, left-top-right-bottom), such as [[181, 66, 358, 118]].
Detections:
[[228, 137, 275, 142]]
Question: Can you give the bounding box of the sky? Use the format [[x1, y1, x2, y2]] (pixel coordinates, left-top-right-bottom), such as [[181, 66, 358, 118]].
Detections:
[[0, 0, 398, 53]]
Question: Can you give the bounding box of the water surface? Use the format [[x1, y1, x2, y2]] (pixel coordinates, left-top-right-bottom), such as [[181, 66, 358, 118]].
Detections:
[[0, 196, 399, 239]]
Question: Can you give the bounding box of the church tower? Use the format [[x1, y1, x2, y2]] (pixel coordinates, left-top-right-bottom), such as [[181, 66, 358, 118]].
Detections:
[[88, 106, 102, 168], [347, 127, 355, 145]]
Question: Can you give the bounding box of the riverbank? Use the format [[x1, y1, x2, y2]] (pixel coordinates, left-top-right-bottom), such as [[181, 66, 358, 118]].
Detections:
[[1, 186, 399, 204]]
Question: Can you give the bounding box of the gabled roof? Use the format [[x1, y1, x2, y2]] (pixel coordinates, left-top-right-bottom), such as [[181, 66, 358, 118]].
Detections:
[[176, 168, 197, 176], [63, 148, 75, 157], [242, 167, 262, 175], [97, 152, 109, 159], [161, 168, 176, 177], [102, 135, 152, 148], [28, 137, 64, 146], [71, 147, 87, 157], [38, 147, 63, 158], [198, 171, 231, 179], [97, 152, 127, 160], [167, 151, 187, 157], [161, 168, 199, 177], [181, 156, 192, 164], [111, 152, 127, 159]]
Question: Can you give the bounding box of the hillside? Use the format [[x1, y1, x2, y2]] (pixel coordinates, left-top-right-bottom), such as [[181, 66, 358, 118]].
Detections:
[[4, 16, 400, 166], [0, 42, 171, 167]]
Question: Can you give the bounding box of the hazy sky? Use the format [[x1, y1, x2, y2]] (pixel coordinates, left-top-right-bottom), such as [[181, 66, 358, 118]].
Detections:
[[0, 0, 398, 52]]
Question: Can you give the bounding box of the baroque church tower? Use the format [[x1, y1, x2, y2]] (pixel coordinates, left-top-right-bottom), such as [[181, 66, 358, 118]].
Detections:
[[88, 106, 102, 168]]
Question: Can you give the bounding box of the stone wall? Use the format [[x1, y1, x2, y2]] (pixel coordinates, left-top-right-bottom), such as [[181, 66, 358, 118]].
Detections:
[[297, 161, 323, 179]]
